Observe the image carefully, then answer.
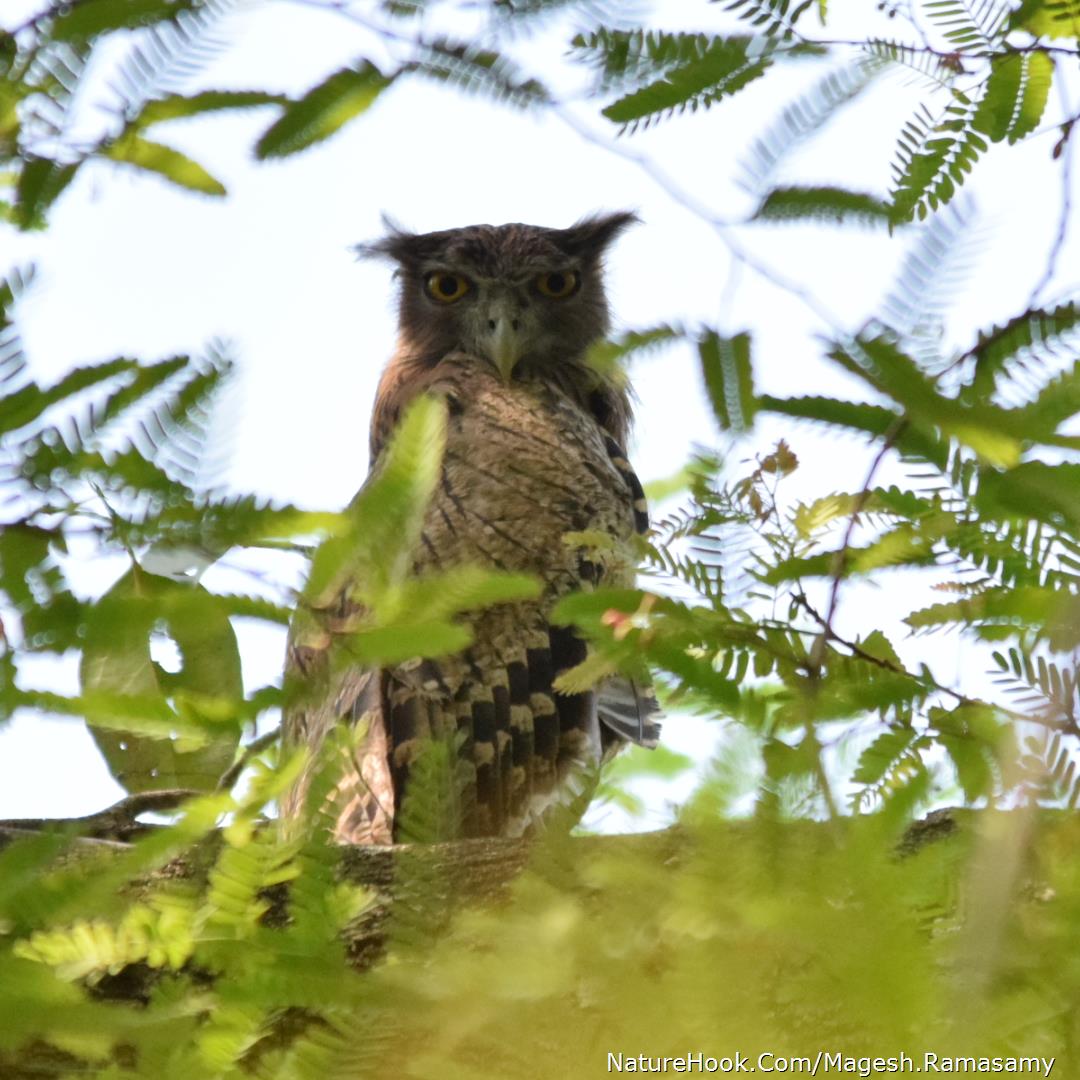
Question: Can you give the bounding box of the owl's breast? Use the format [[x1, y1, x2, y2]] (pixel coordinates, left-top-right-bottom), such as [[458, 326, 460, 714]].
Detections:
[[418, 358, 636, 593]]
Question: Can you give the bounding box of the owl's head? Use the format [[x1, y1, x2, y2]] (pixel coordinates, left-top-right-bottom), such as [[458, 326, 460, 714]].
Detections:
[[362, 213, 637, 384]]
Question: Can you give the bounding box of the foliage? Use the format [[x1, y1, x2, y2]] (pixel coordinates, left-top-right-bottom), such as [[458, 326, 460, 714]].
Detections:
[[2, 0, 1080, 1075]]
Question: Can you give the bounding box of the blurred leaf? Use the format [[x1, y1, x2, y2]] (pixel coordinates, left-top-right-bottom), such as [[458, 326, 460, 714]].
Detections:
[[101, 133, 226, 195], [306, 394, 447, 604], [584, 323, 683, 380], [976, 462, 1080, 534], [601, 742, 694, 783], [79, 567, 243, 793], [699, 330, 755, 432], [1011, 0, 1080, 38], [380, 567, 540, 622], [12, 158, 79, 231], [0, 359, 133, 438], [602, 36, 769, 131], [254, 63, 390, 159], [973, 52, 1052, 144], [755, 185, 893, 226], [133, 89, 286, 129], [50, 0, 200, 41]]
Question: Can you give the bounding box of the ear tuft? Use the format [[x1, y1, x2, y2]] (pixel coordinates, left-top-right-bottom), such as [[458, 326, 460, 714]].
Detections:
[[552, 211, 639, 259], [353, 216, 429, 264]]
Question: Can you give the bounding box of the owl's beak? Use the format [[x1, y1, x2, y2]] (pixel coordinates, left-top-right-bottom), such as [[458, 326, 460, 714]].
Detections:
[[481, 305, 524, 383]]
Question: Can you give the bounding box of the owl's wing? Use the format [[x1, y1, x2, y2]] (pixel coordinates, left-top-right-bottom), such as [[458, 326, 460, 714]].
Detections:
[[597, 676, 663, 751], [595, 433, 663, 754]]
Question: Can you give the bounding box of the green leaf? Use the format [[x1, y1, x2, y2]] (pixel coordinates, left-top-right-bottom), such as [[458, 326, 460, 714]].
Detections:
[[972, 54, 1024, 143], [553, 587, 652, 625], [890, 101, 988, 223], [963, 303, 1080, 404], [1010, 51, 1054, 143], [852, 728, 919, 786], [79, 567, 244, 793], [13, 158, 79, 231], [756, 394, 948, 468], [601, 743, 694, 784], [1011, 0, 1080, 39], [346, 621, 472, 665], [50, 0, 199, 41], [382, 567, 540, 623], [924, 0, 1009, 52], [932, 704, 1004, 802], [699, 331, 755, 432], [906, 584, 1072, 636], [793, 488, 935, 538], [1016, 361, 1080, 434], [570, 29, 739, 90], [132, 90, 287, 130], [976, 461, 1080, 534], [410, 39, 548, 109], [973, 52, 1053, 145], [102, 134, 226, 195], [584, 324, 683, 380], [0, 359, 134, 438], [602, 37, 770, 131], [0, 524, 61, 608], [755, 185, 892, 226], [827, 337, 1023, 466], [306, 394, 447, 605], [254, 64, 391, 159]]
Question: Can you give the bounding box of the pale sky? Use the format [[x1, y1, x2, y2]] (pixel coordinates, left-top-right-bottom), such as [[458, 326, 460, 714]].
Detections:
[[2, 0, 1077, 825]]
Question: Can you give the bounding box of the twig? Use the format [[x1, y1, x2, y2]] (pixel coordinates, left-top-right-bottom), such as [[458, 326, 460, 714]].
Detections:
[[811, 419, 907, 670], [217, 727, 282, 791], [792, 590, 1080, 737], [814, 38, 1080, 60], [551, 105, 847, 334]]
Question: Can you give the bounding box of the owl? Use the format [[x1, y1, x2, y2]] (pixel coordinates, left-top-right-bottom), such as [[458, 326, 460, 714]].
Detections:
[[282, 213, 660, 843]]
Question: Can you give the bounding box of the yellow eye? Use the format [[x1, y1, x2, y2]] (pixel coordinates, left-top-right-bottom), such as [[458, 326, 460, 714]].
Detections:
[[425, 272, 471, 303], [535, 269, 580, 299]]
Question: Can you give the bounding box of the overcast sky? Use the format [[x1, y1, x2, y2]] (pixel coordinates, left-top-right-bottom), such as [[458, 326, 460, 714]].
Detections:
[[2, 0, 1077, 826]]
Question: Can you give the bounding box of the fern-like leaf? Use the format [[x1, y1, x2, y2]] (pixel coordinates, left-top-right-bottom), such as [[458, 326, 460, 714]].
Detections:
[[960, 303, 1080, 405], [877, 200, 980, 348], [110, 0, 238, 118], [972, 51, 1054, 144], [924, 0, 1011, 53], [863, 37, 961, 90], [602, 37, 771, 132], [699, 330, 756, 432], [409, 39, 548, 109], [722, 0, 819, 39], [890, 98, 988, 223], [754, 185, 892, 226], [0, 267, 34, 396], [739, 59, 884, 193], [585, 323, 684, 380], [571, 29, 753, 91]]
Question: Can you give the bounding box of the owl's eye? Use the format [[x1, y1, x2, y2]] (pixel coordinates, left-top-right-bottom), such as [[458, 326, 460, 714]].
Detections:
[[535, 270, 580, 299], [425, 272, 471, 303]]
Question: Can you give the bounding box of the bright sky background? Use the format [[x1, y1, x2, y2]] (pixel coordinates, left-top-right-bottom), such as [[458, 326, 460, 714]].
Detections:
[[2, 0, 1077, 827]]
